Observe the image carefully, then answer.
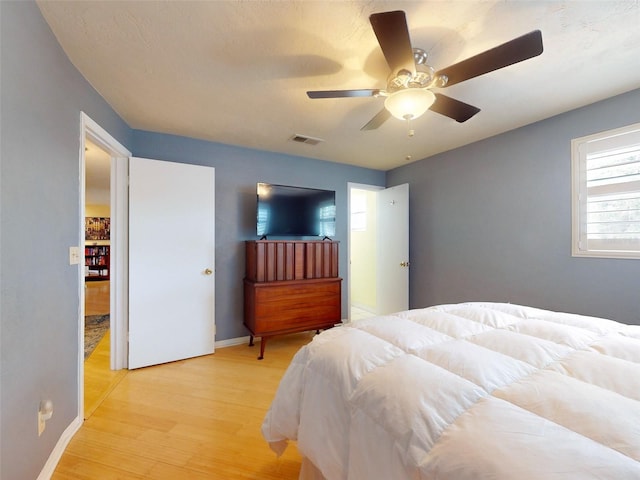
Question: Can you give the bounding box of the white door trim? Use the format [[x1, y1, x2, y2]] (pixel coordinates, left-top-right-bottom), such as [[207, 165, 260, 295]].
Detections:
[[79, 112, 131, 418], [109, 153, 129, 371]]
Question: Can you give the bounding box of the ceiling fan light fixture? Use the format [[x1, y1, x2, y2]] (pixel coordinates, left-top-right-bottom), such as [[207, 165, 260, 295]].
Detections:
[[384, 88, 436, 121]]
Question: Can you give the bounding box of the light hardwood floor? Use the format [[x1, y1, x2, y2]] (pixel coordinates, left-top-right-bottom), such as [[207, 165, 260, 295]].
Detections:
[[84, 280, 126, 418], [84, 326, 128, 418], [54, 329, 312, 479], [85, 280, 110, 316]]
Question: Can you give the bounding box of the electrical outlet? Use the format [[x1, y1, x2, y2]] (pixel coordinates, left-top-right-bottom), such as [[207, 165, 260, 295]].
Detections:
[[38, 411, 46, 436], [38, 400, 53, 436]]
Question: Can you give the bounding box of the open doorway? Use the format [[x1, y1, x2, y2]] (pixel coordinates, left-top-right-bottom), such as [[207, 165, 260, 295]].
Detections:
[[83, 139, 124, 418], [348, 182, 410, 322], [349, 185, 379, 321], [79, 113, 131, 420]]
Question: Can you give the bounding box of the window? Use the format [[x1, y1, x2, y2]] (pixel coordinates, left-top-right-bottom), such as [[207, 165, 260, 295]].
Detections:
[[319, 204, 336, 237], [572, 122, 640, 259]]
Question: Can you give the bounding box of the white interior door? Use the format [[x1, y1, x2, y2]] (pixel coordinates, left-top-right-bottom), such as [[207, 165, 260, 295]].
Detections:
[[376, 183, 409, 314], [128, 157, 215, 369]]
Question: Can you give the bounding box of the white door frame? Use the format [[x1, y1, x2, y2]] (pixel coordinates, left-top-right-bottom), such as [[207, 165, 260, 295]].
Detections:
[[347, 182, 383, 322], [79, 113, 131, 417]]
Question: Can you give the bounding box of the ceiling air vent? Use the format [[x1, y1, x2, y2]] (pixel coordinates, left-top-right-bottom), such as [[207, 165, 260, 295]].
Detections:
[[290, 134, 324, 146]]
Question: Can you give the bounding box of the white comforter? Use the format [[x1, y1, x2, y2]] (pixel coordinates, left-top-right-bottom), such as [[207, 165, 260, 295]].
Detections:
[[262, 302, 640, 479]]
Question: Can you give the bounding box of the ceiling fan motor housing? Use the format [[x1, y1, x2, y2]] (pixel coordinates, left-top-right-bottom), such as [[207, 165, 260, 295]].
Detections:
[[387, 62, 436, 92]]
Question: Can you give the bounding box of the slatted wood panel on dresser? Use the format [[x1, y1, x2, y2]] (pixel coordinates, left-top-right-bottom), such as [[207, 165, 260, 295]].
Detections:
[[244, 240, 341, 359], [245, 240, 339, 281]]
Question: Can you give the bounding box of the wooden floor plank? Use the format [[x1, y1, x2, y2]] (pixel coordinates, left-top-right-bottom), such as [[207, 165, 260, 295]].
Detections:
[[53, 332, 314, 479], [84, 280, 126, 419]]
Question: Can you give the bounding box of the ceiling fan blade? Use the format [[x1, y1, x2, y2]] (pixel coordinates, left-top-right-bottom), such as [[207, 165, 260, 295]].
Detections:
[[307, 89, 379, 99], [361, 108, 392, 131], [430, 94, 480, 123], [369, 10, 416, 76], [436, 30, 543, 87]]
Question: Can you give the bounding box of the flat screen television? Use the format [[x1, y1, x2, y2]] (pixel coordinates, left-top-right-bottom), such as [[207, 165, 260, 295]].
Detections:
[[257, 183, 336, 238]]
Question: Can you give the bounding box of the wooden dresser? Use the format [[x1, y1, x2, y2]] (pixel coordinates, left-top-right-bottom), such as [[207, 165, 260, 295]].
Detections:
[[243, 240, 342, 359]]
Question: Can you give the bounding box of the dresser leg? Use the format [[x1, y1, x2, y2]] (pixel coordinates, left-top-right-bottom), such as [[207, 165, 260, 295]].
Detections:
[[248, 335, 254, 347], [258, 336, 267, 360]]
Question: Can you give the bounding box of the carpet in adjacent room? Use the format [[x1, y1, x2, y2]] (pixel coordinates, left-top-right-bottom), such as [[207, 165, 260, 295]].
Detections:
[[85, 314, 109, 359]]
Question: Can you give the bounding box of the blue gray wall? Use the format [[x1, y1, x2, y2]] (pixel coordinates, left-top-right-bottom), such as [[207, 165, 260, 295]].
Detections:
[[1, 2, 131, 479], [387, 88, 640, 324], [0, 3, 383, 478], [131, 131, 385, 340], [3, 1, 638, 479]]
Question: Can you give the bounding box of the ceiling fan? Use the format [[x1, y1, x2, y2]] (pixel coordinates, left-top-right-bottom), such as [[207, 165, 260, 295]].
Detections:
[[307, 10, 543, 131]]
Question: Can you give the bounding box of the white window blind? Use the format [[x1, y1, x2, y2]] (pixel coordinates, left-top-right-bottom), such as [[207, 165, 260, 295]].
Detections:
[[319, 204, 336, 237], [572, 123, 640, 259]]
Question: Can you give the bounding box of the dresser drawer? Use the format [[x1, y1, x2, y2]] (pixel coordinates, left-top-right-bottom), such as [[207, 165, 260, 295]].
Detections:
[[244, 278, 341, 335]]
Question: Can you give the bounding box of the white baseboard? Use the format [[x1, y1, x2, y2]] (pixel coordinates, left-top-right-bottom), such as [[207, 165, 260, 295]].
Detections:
[[215, 335, 251, 349], [37, 415, 83, 480], [351, 301, 376, 313]]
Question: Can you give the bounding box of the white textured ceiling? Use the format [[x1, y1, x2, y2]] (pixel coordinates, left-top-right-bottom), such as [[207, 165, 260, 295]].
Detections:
[[38, 1, 640, 171]]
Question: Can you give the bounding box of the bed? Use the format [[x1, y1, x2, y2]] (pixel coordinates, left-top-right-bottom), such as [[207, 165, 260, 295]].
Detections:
[[261, 302, 640, 479]]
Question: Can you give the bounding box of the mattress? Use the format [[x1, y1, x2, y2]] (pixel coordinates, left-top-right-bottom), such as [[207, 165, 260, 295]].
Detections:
[[262, 302, 640, 479]]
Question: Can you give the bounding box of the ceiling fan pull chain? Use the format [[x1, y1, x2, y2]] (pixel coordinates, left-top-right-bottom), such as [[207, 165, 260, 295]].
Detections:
[[406, 116, 415, 137]]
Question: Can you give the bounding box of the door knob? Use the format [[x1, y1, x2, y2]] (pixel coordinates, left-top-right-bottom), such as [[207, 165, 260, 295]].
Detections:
[[204, 268, 213, 275], [400, 262, 410, 267]]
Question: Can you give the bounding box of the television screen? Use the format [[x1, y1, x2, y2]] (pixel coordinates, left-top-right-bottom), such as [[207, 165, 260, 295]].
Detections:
[[257, 183, 336, 237]]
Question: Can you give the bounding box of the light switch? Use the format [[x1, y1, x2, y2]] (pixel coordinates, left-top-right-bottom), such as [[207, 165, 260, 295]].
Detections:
[[69, 246, 80, 265]]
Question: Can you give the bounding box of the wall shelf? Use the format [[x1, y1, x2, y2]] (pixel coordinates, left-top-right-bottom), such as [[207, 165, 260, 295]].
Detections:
[[85, 245, 109, 281]]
